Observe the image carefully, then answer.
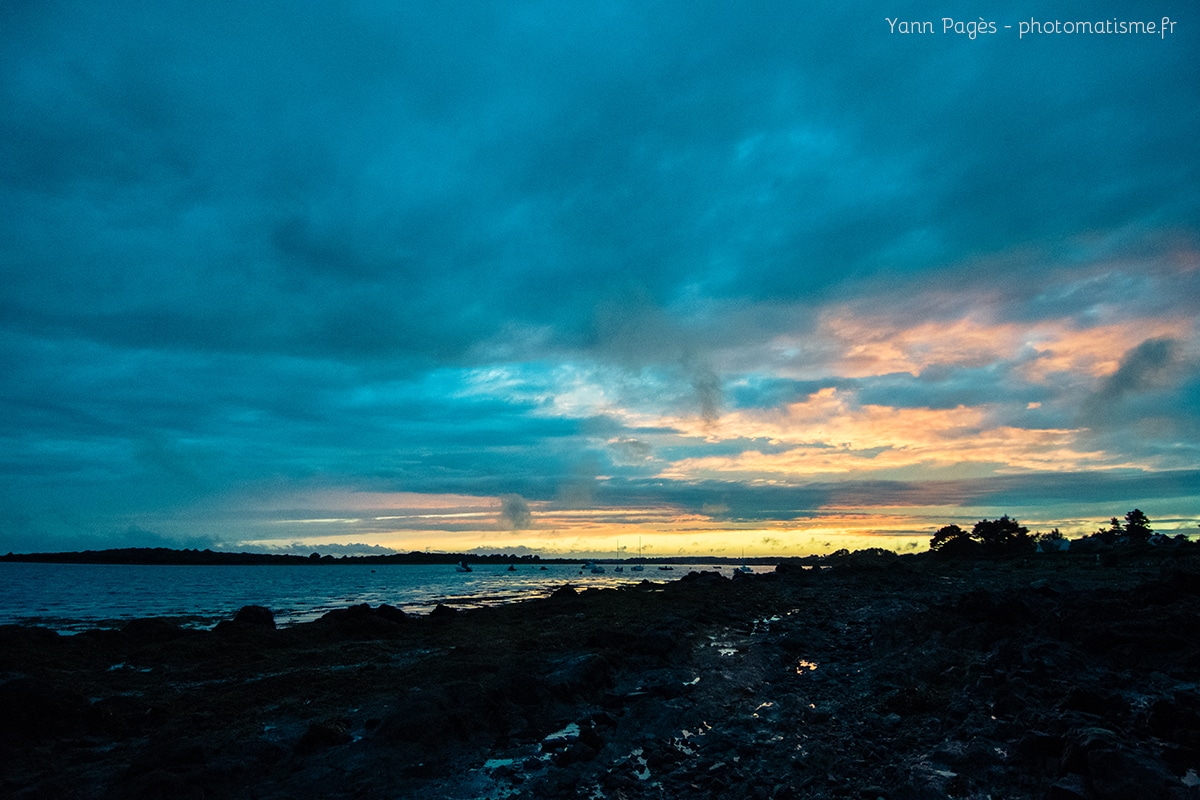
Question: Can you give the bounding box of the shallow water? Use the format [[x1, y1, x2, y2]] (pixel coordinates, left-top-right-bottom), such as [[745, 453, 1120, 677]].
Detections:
[[0, 561, 773, 632]]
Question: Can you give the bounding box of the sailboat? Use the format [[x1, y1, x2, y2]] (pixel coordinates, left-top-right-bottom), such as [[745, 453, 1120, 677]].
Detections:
[[736, 548, 753, 574], [631, 536, 644, 572], [613, 538, 624, 572]]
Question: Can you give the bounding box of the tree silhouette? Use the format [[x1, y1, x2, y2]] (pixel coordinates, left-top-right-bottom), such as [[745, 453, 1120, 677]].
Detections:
[[929, 516, 1033, 556], [1123, 508, 1153, 542], [972, 515, 1033, 553], [929, 524, 974, 555]]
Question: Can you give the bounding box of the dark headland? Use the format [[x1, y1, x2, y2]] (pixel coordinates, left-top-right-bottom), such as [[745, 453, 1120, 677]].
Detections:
[[3, 545, 1199, 799]]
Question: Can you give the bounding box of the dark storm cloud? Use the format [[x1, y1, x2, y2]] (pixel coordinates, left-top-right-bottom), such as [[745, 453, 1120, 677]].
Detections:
[[2, 2, 1198, 550], [1096, 338, 1179, 401], [5, 2, 1195, 359]]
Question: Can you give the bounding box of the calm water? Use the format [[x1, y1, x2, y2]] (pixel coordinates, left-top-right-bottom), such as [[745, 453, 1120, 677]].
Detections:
[[0, 561, 773, 633]]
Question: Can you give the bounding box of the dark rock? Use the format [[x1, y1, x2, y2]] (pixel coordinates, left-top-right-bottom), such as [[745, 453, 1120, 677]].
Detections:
[[0, 623, 61, 649], [1030, 578, 1072, 597], [617, 631, 678, 659], [232, 605, 276, 628], [1047, 773, 1093, 800], [772, 630, 810, 655], [1060, 688, 1130, 720], [1087, 746, 1175, 800], [956, 589, 1032, 625], [0, 677, 91, 741], [213, 605, 278, 637], [550, 584, 578, 599], [313, 603, 406, 636], [296, 719, 353, 754], [1061, 727, 1120, 775], [680, 570, 726, 583], [545, 653, 609, 696], [374, 684, 478, 748], [10, 548, 1200, 800], [429, 603, 457, 620], [1148, 694, 1200, 743], [1015, 730, 1063, 760], [91, 695, 154, 736], [122, 617, 188, 643], [554, 740, 598, 766], [376, 603, 407, 623], [123, 768, 205, 800]]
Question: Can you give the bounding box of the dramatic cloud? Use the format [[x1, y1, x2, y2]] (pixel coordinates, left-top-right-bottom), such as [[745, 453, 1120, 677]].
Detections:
[[1, 2, 1197, 555]]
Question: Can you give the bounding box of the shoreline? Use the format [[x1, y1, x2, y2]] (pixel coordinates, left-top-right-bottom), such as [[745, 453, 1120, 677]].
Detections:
[[3, 548, 1199, 799], [0, 546, 796, 567], [0, 561, 778, 634]]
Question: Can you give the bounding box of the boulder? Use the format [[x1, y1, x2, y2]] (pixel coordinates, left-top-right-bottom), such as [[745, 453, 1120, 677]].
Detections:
[[232, 605, 276, 628], [313, 603, 405, 635], [429, 603, 457, 620], [296, 719, 353, 754], [545, 653, 610, 697]]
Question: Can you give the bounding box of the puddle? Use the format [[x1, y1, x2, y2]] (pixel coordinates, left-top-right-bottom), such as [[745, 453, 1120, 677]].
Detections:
[[794, 659, 819, 673], [542, 722, 580, 747], [629, 747, 650, 781]]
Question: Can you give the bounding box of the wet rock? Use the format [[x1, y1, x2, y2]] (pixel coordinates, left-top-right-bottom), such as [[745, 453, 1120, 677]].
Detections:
[[122, 768, 205, 800], [91, 694, 155, 736], [1086, 746, 1176, 800], [122, 617, 188, 643], [374, 683, 482, 748], [545, 653, 609, 697], [313, 603, 406, 636], [213, 605, 277, 637], [296, 718, 353, 754], [7, 548, 1200, 799], [1060, 727, 1120, 775], [429, 602, 457, 620], [1060, 688, 1130, 721], [0, 677, 91, 741], [680, 570, 726, 584], [1148, 693, 1200, 745], [233, 604, 276, 628], [376, 603, 407, 623], [1015, 730, 1064, 761], [1047, 773, 1093, 800], [955, 589, 1033, 625], [0, 623, 61, 649]]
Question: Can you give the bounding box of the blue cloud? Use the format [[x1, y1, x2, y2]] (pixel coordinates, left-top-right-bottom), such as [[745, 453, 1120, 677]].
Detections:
[[2, 2, 1197, 552]]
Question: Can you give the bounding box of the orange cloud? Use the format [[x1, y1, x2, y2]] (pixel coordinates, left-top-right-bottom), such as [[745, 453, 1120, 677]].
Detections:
[[659, 387, 1122, 480]]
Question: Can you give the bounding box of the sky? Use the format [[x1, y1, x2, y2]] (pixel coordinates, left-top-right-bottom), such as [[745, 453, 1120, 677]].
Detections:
[[2, 2, 1198, 558]]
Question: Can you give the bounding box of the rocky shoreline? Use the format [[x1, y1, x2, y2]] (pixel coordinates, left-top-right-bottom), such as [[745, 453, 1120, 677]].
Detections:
[[3, 548, 1200, 799]]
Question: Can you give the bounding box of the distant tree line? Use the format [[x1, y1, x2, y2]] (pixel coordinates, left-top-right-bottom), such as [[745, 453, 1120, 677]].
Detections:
[[0, 547, 559, 566], [929, 508, 1196, 557]]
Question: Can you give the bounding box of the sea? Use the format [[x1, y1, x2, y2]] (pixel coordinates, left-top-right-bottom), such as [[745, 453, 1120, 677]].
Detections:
[[0, 561, 775, 633]]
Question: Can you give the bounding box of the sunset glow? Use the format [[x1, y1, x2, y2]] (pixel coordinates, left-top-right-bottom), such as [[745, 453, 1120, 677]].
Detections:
[[2, 3, 1197, 557]]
